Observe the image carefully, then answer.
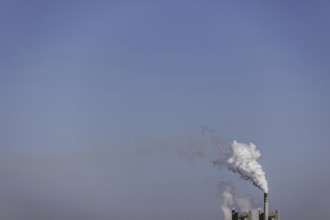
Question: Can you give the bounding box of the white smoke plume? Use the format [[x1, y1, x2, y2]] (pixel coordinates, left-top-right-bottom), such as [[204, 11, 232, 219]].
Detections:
[[203, 128, 268, 218], [236, 196, 262, 220], [221, 185, 234, 220], [226, 140, 268, 193], [219, 182, 261, 220], [235, 196, 252, 212]]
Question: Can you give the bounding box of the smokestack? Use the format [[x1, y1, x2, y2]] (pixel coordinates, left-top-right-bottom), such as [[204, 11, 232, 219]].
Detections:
[[264, 193, 268, 220]]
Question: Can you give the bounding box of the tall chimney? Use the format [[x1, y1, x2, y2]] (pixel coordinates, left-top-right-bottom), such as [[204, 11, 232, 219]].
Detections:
[[264, 193, 268, 220]]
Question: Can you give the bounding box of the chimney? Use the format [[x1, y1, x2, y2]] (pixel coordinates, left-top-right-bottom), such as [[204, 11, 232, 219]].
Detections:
[[264, 193, 268, 220]]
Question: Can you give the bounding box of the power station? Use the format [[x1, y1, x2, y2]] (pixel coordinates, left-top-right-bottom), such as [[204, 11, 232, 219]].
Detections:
[[232, 193, 279, 220]]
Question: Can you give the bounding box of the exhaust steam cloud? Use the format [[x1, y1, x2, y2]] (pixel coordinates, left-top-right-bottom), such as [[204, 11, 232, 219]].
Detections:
[[226, 140, 268, 193]]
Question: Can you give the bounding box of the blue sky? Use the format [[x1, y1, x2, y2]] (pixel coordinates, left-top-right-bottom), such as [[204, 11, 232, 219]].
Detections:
[[0, 1, 330, 220]]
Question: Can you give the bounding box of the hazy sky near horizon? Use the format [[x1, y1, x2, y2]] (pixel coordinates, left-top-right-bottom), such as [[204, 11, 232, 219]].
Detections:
[[1, 1, 330, 220]]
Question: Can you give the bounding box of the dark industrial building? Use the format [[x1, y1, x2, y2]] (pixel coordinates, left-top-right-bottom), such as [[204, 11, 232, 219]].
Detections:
[[232, 193, 279, 220]]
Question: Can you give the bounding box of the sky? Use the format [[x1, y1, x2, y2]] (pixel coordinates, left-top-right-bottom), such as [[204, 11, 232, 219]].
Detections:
[[0, 1, 330, 220]]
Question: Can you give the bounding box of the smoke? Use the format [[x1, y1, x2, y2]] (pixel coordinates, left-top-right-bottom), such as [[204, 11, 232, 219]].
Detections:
[[226, 141, 268, 193], [219, 182, 261, 220], [235, 194, 261, 212], [220, 184, 234, 220], [205, 126, 269, 193], [204, 128, 269, 218]]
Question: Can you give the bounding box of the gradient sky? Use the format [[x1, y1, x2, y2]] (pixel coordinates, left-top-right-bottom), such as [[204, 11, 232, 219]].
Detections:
[[1, 1, 330, 220]]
